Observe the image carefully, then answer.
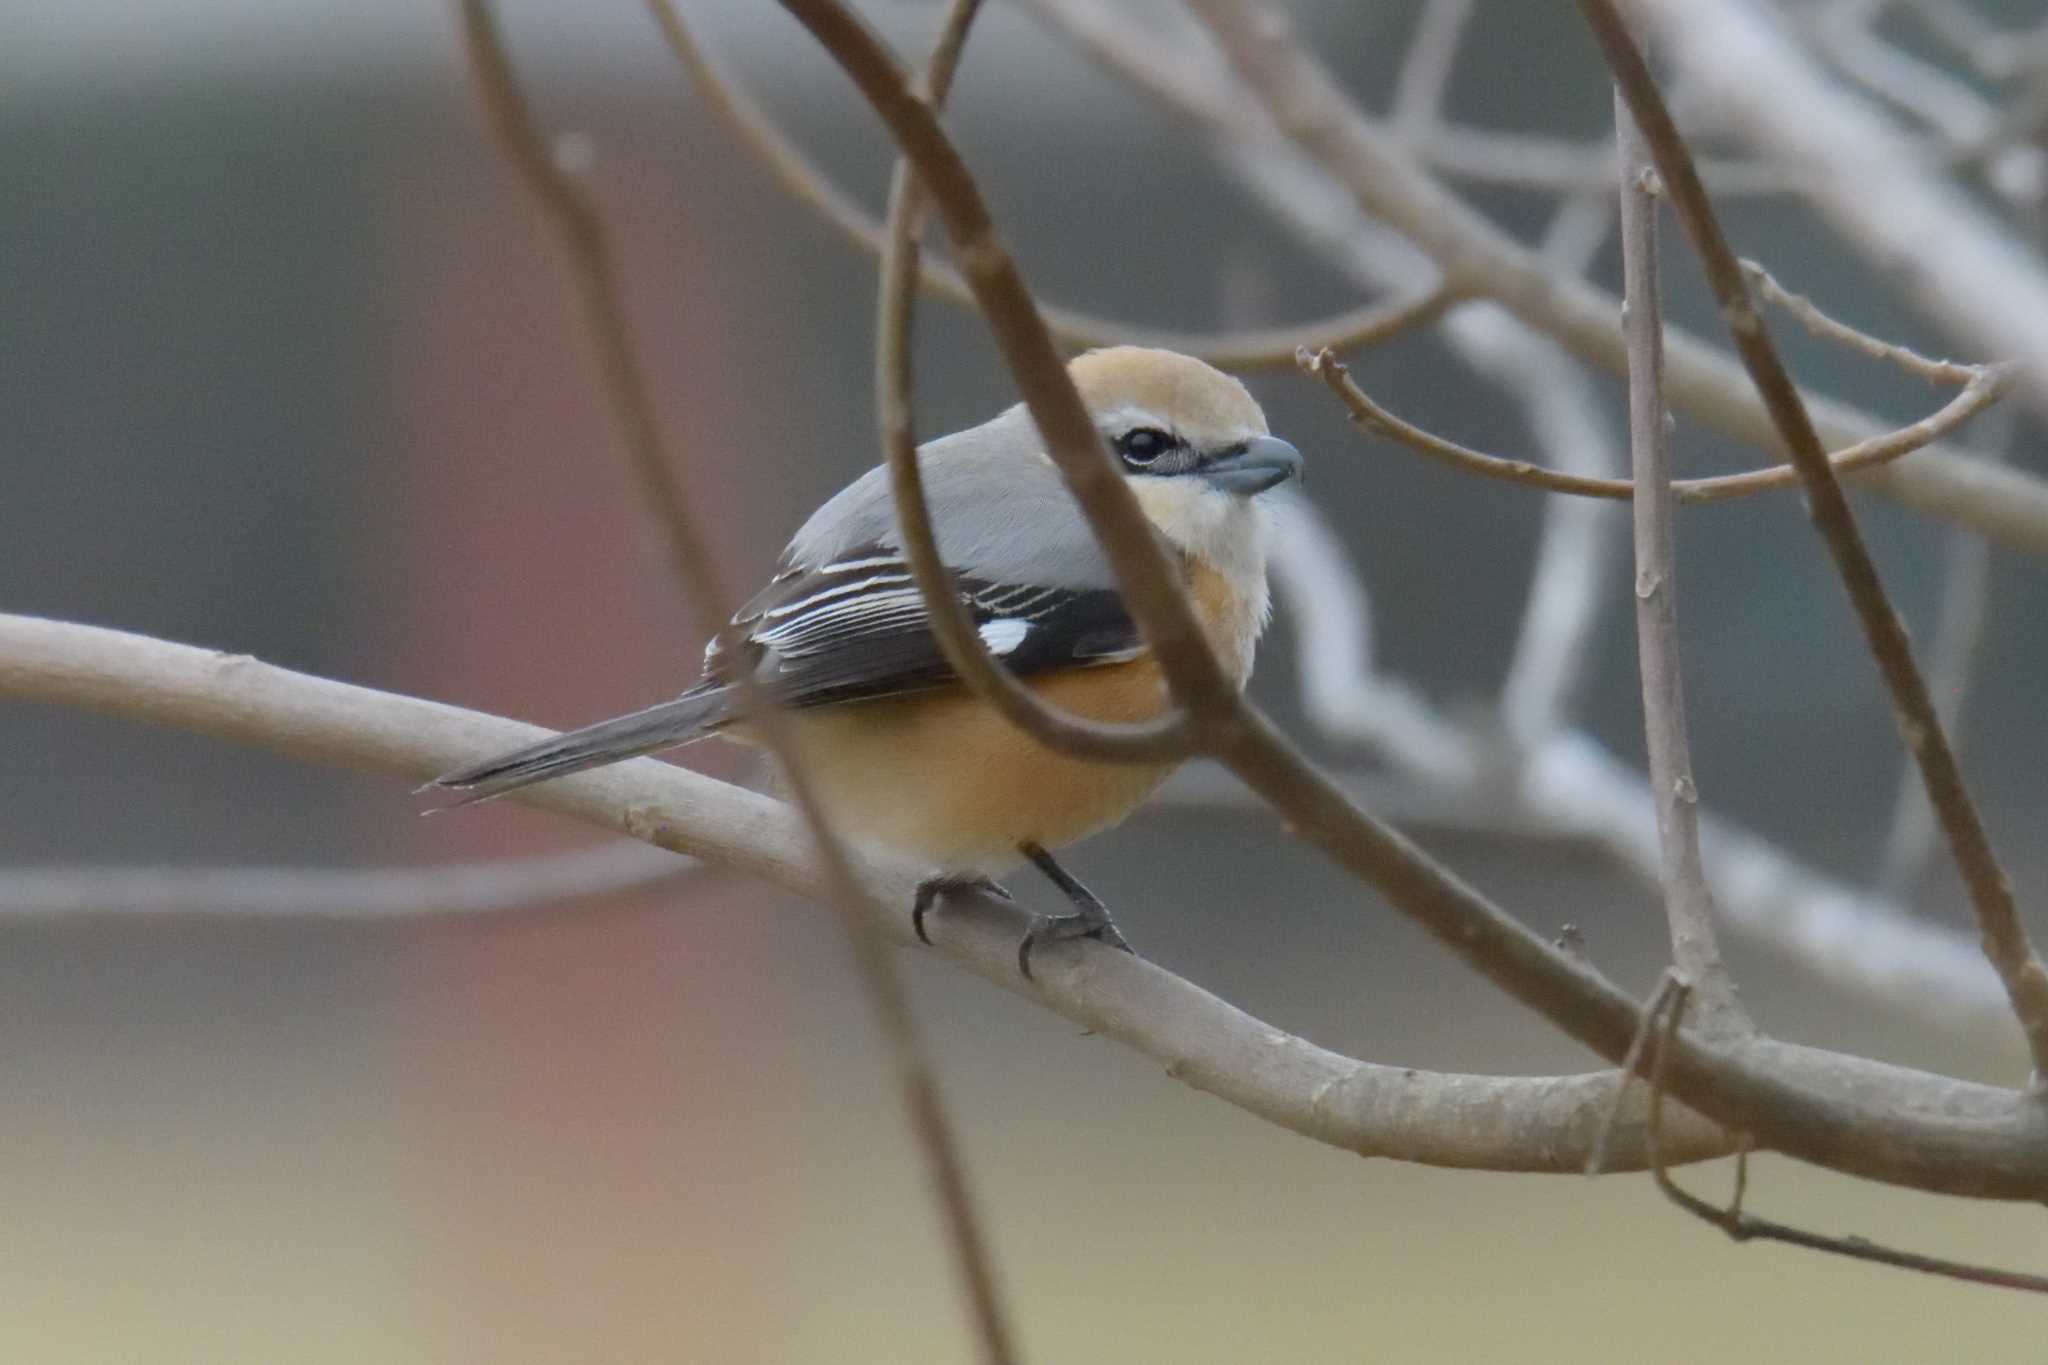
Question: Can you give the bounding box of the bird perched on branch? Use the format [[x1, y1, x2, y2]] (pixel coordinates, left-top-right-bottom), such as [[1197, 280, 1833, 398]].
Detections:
[[426, 346, 1302, 974]]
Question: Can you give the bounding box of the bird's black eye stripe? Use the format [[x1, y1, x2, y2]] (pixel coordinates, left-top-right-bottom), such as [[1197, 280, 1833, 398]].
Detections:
[[1114, 426, 1180, 468]]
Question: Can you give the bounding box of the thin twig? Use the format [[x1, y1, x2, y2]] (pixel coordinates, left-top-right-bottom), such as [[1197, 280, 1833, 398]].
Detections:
[[641, 0, 1451, 369], [873, 3, 1189, 764], [1302, 346, 2014, 505], [456, 6, 1017, 1358], [1582, 0, 2048, 1079], [1585, 970, 1688, 1177], [1644, 978, 2048, 1294], [1614, 64, 1745, 1028], [1742, 260, 1978, 383]]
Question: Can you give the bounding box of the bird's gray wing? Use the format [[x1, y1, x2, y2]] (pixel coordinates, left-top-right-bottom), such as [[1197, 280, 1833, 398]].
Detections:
[[708, 415, 1146, 707]]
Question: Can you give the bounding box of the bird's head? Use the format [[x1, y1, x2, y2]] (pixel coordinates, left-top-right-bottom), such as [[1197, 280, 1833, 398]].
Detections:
[[1069, 346, 1301, 573]]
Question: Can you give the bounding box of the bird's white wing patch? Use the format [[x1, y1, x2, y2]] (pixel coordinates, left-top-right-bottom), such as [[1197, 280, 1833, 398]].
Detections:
[[977, 618, 1030, 656]]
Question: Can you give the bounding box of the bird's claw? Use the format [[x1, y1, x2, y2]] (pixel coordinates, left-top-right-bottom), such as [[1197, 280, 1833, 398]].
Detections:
[[911, 873, 1011, 945], [1017, 904, 1133, 981]]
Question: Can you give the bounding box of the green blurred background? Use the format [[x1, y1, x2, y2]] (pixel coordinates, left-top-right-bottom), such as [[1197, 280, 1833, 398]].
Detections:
[[5, 1, 2047, 1359]]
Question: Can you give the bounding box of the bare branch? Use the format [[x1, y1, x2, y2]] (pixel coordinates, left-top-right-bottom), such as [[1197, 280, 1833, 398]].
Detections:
[[1586, 970, 1689, 1177], [642, 0, 1451, 369], [0, 844, 697, 920], [1613, 68, 1745, 1026], [1876, 417, 2006, 899], [1582, 0, 2048, 1078], [1645, 981, 2048, 1295], [775, 0, 1240, 735], [1388, 0, 1478, 137], [1742, 260, 1979, 383], [1624, 0, 2048, 426], [758, 0, 2048, 1199], [455, 6, 1016, 1355], [1302, 347, 2014, 505], [1267, 486, 2014, 1028], [0, 611, 1737, 1176], [1486, 210, 1627, 748], [872, 7, 1190, 764], [1167, 0, 2048, 556], [1814, 0, 1997, 146]]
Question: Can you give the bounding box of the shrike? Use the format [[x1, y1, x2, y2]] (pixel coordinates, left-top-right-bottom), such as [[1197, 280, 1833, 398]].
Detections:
[[428, 346, 1302, 974]]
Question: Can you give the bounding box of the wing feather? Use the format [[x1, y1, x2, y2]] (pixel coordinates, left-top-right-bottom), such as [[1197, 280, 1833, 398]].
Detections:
[[703, 542, 1144, 710]]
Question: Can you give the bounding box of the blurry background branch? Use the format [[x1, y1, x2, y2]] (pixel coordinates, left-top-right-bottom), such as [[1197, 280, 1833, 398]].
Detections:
[[457, 3, 1019, 1356]]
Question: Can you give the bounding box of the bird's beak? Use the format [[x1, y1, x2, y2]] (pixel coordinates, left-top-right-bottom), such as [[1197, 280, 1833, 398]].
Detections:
[[1201, 435, 1303, 496]]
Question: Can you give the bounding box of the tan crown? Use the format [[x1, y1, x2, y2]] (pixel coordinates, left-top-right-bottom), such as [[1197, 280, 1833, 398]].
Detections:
[[1067, 346, 1269, 448]]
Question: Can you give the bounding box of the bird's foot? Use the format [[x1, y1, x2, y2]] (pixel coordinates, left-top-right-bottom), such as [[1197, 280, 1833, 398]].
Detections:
[[1016, 841, 1135, 981], [911, 872, 1011, 945], [1017, 903, 1132, 981]]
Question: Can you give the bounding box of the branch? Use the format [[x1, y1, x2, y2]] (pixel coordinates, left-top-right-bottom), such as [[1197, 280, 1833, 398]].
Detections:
[[455, 5, 1016, 1355], [774, 0, 1239, 733], [1266, 504, 2016, 1029], [1623, 0, 2048, 425], [872, 5, 1189, 763], [0, 611, 1733, 1176], [1643, 982, 2048, 1295], [1613, 65, 1745, 1027], [0, 844, 697, 920], [1165, 0, 2048, 557], [641, 0, 1452, 369], [1580, 0, 2048, 1079], [1300, 327, 2013, 506], [760, 0, 2048, 1201], [1876, 420, 2004, 898], [1484, 225, 1626, 748]]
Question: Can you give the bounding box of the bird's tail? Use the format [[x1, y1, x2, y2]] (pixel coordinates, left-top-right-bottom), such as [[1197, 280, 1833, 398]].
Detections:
[[423, 685, 731, 808]]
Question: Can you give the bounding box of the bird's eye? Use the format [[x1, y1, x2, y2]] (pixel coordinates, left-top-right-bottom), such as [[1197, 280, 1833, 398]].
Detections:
[[1115, 427, 1177, 468]]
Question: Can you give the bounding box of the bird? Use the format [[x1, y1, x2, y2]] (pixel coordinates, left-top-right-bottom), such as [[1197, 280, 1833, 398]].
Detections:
[[425, 346, 1302, 976]]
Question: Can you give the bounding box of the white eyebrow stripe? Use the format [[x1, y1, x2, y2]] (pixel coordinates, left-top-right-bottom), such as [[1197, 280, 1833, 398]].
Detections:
[[1093, 404, 1170, 433], [760, 572, 914, 619]]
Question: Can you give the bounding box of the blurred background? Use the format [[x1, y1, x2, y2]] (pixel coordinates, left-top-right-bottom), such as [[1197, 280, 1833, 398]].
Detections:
[[6, 0, 2048, 1359]]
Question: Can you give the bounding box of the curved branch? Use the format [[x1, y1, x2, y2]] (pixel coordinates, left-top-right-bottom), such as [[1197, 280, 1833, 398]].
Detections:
[[12, 609, 2048, 1193], [641, 0, 1452, 369], [872, 9, 1190, 763], [0, 610, 1730, 1176], [775, 0, 1240, 730], [1303, 348, 2014, 505], [1155, 0, 2048, 556]]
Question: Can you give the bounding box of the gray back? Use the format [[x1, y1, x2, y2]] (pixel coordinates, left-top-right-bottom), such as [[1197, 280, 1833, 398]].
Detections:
[[783, 405, 1117, 590]]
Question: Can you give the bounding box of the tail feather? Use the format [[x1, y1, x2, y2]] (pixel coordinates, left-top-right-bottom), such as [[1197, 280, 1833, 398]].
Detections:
[[424, 686, 730, 808]]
